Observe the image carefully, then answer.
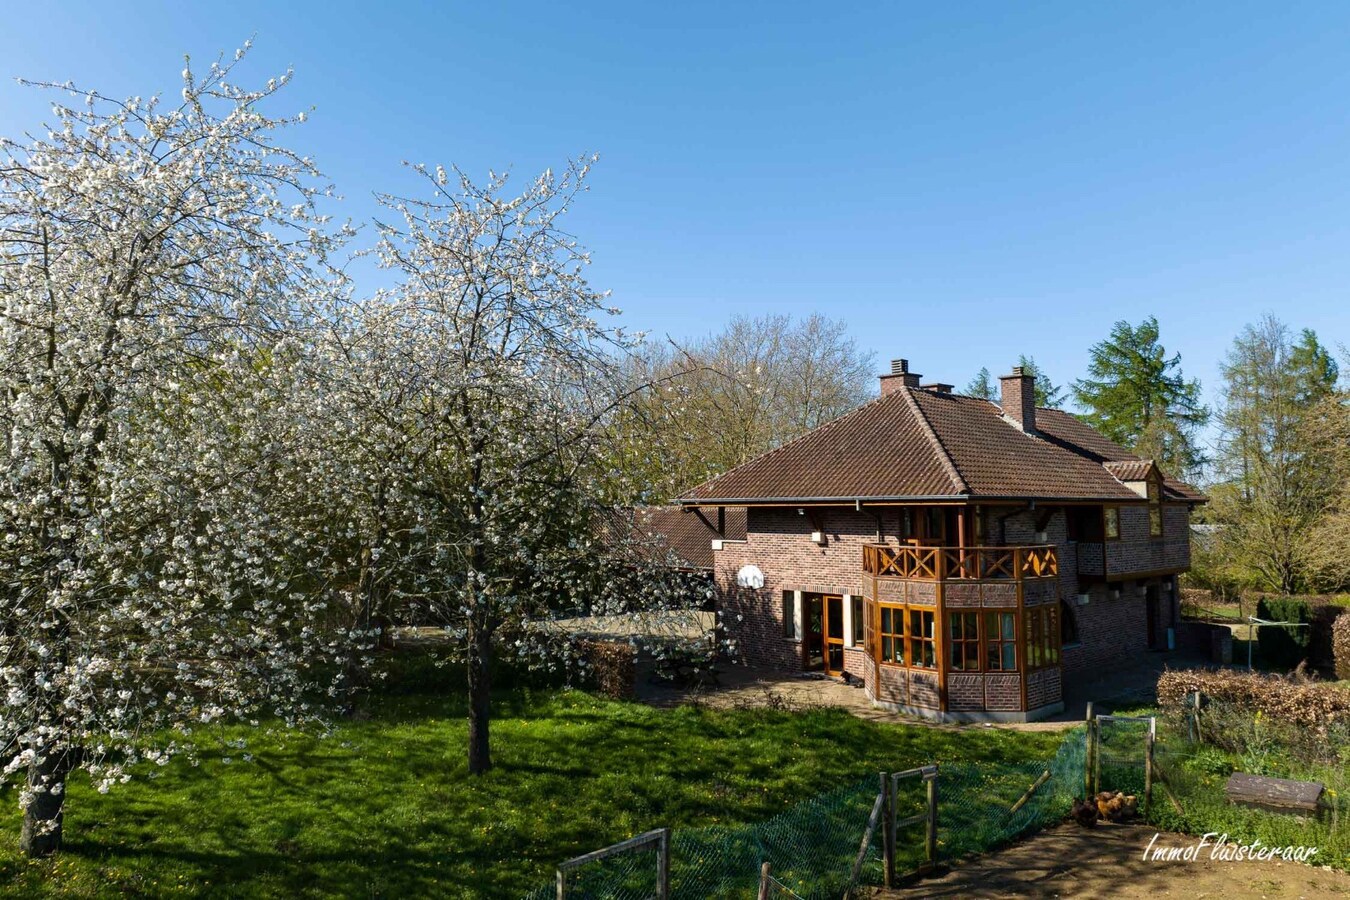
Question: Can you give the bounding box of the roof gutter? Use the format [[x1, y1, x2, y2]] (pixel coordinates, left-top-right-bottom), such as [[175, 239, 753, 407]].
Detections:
[[675, 494, 1170, 506]]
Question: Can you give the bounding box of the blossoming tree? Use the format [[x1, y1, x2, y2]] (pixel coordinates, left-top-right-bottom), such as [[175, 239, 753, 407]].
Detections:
[[0, 50, 365, 854], [355, 158, 704, 774]]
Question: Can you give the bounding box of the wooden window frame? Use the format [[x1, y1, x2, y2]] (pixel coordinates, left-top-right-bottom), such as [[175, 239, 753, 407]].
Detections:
[[984, 610, 1018, 671], [948, 610, 981, 672], [1025, 605, 1061, 670], [1147, 480, 1163, 538], [1103, 505, 1121, 542], [907, 608, 937, 669], [850, 595, 864, 647], [878, 603, 904, 665]]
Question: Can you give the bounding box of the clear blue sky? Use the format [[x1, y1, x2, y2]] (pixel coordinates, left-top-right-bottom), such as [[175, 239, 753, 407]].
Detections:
[[3, 1, 1349, 423]]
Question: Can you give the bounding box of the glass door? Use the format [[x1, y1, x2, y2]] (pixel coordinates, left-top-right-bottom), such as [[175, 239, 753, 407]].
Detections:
[[824, 595, 845, 675], [804, 595, 825, 671]]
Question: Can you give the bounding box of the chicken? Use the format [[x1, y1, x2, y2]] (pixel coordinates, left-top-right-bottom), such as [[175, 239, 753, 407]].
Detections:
[[1071, 797, 1098, 828]]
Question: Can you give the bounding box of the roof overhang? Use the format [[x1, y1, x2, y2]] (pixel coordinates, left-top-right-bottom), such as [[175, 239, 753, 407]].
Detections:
[[675, 494, 1168, 507]]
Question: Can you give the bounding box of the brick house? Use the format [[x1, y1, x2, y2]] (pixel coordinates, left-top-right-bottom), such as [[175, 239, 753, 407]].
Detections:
[[674, 360, 1206, 723]]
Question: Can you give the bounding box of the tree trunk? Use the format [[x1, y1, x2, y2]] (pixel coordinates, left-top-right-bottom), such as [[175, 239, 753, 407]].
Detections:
[[20, 748, 69, 857], [467, 620, 493, 775]]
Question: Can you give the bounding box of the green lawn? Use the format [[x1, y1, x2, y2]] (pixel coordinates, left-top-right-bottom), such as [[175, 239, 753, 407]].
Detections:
[[0, 688, 1061, 899]]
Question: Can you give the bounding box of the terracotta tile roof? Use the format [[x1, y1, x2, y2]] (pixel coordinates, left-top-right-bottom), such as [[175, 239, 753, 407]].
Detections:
[[679, 387, 1207, 505], [605, 506, 747, 570], [1103, 460, 1158, 482]]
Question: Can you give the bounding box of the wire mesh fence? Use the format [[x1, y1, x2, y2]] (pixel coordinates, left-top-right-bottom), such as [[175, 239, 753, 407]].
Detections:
[[522, 694, 1350, 899], [522, 727, 1091, 899]]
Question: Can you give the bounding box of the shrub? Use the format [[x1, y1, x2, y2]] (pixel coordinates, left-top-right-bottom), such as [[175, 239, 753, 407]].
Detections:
[[1255, 596, 1313, 668], [1157, 667, 1350, 732], [578, 640, 636, 699], [1334, 614, 1350, 681]]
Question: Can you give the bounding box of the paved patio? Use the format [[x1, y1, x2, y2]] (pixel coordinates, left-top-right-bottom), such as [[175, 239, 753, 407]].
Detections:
[[636, 647, 1213, 731]]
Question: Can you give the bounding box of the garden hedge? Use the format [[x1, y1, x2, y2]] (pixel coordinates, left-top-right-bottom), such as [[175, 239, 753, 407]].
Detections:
[[1334, 615, 1350, 681], [1158, 668, 1350, 731], [1254, 596, 1313, 668]]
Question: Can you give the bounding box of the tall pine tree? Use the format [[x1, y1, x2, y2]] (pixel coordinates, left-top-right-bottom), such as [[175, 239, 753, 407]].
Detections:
[[1071, 317, 1209, 479], [1016, 355, 1065, 409], [964, 367, 995, 400]]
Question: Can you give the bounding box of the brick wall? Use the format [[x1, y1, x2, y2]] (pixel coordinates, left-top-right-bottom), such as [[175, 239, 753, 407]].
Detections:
[[715, 507, 896, 668], [714, 501, 1191, 711]]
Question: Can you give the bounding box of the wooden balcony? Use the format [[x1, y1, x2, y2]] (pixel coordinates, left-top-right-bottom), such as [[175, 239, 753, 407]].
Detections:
[[862, 544, 1058, 582]]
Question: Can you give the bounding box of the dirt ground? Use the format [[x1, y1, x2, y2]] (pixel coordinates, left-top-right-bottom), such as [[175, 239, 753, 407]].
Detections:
[[873, 823, 1350, 899]]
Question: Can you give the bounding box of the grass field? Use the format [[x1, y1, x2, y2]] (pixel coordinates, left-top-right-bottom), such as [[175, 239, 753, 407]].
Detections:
[[0, 684, 1061, 898]]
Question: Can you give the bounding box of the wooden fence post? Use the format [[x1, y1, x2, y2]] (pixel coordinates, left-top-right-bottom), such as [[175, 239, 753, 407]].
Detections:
[[657, 827, 670, 900], [1083, 701, 1094, 799], [757, 862, 771, 900], [556, 868, 565, 900], [924, 766, 939, 871], [1144, 717, 1156, 817], [881, 772, 895, 888]]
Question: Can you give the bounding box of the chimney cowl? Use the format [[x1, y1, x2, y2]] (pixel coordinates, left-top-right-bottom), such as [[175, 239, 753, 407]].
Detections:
[[880, 357, 922, 396]]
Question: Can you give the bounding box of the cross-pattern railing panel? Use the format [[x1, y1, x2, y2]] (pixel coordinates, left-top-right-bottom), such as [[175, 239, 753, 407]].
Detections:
[[863, 544, 1058, 581]]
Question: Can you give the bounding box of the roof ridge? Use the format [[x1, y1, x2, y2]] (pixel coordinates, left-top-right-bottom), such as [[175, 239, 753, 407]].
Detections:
[[901, 388, 970, 495], [676, 391, 898, 500]]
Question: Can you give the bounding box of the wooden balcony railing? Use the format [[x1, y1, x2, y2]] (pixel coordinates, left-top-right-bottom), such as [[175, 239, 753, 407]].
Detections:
[[862, 544, 1058, 581]]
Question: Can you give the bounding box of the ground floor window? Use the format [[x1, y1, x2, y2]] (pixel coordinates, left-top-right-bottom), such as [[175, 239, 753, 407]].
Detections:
[[948, 611, 980, 671], [1025, 605, 1060, 669], [984, 611, 1017, 671], [851, 595, 865, 645], [879, 604, 904, 663], [908, 609, 936, 668]]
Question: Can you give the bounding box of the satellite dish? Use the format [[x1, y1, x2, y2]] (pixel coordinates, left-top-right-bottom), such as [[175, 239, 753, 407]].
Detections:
[[736, 565, 765, 589]]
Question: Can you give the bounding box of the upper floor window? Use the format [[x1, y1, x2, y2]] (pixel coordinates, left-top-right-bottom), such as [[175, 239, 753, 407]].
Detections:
[[1147, 480, 1163, 538], [1104, 506, 1121, 541]]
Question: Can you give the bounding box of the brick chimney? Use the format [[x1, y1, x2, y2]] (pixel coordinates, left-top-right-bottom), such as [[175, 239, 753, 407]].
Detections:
[[999, 365, 1037, 433], [879, 358, 922, 397]]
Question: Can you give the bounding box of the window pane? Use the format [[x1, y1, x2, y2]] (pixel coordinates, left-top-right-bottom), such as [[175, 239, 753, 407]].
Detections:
[[881, 635, 893, 662], [923, 643, 935, 668], [1002, 614, 1015, 640], [881, 608, 891, 634], [1002, 643, 1016, 670], [782, 591, 795, 637], [852, 596, 865, 642]]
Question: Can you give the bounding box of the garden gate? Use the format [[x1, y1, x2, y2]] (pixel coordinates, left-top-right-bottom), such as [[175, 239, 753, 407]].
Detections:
[[1085, 703, 1155, 814], [555, 828, 669, 899]]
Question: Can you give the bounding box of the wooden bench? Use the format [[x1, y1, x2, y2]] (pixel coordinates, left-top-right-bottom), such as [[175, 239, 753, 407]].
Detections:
[[1224, 772, 1324, 816]]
